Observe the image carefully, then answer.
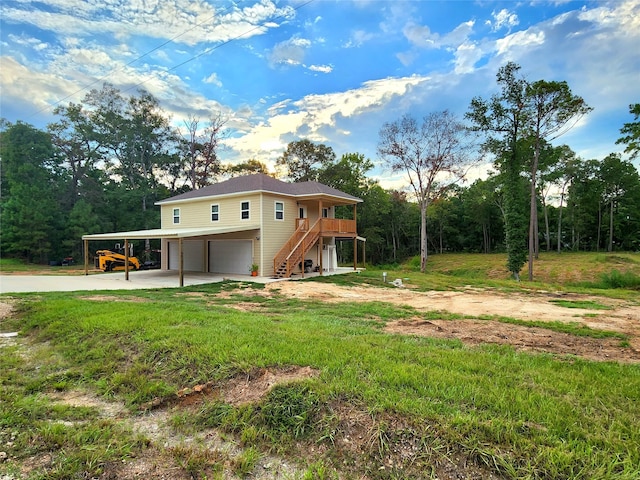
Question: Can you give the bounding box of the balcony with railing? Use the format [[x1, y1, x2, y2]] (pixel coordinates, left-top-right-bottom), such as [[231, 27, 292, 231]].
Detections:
[[273, 217, 358, 278], [295, 218, 357, 237]]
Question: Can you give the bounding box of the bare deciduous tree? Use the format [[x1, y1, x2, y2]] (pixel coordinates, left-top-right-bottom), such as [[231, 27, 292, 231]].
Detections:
[[377, 110, 477, 272], [183, 113, 228, 189]]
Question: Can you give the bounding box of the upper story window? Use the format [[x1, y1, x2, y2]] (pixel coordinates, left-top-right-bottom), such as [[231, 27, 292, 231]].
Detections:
[[322, 207, 329, 218], [211, 204, 219, 222], [173, 208, 180, 224], [241, 201, 250, 220], [275, 201, 284, 221]]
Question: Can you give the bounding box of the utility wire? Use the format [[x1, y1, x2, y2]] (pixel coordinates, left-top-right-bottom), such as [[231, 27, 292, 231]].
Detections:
[[121, 0, 314, 96], [27, 0, 313, 118], [28, 1, 236, 118]]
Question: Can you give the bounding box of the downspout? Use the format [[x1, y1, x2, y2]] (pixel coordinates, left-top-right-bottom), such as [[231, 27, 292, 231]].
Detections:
[[260, 193, 264, 276]]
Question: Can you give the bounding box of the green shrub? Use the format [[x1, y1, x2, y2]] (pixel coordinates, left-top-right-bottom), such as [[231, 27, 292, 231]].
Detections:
[[599, 270, 640, 289]]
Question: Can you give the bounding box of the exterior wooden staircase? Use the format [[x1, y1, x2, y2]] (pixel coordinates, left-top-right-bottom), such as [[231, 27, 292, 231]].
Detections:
[[273, 219, 320, 278]]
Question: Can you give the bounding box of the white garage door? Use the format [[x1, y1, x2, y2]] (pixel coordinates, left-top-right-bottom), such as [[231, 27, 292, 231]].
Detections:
[[209, 240, 252, 274], [168, 240, 205, 271]]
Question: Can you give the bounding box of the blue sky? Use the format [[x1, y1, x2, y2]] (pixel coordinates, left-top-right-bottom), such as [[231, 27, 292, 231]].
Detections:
[[1, 0, 639, 187]]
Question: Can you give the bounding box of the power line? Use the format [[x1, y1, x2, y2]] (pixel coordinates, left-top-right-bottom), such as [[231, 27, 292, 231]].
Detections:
[[121, 0, 314, 96], [27, 0, 313, 118]]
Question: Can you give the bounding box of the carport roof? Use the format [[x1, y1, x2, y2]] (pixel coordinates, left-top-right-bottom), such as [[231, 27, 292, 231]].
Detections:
[[82, 225, 260, 241]]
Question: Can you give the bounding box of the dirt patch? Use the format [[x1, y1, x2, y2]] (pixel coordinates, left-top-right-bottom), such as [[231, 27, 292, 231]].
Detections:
[[174, 366, 320, 407], [220, 366, 319, 406], [386, 318, 639, 362], [0, 300, 15, 320], [79, 295, 149, 302], [264, 281, 640, 363], [48, 390, 127, 418], [44, 372, 315, 480], [0, 300, 18, 348]]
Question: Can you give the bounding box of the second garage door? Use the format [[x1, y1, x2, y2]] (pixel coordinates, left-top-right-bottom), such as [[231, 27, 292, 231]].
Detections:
[[168, 240, 205, 271], [209, 240, 252, 274]]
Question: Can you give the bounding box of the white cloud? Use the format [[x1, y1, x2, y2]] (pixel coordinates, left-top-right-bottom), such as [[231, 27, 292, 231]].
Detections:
[[0, 0, 294, 47], [490, 9, 519, 32], [403, 23, 438, 48], [203, 72, 223, 87], [495, 30, 545, 57], [308, 64, 333, 73], [453, 42, 484, 74], [7, 33, 49, 52], [403, 20, 475, 50], [442, 20, 475, 47], [224, 75, 429, 165], [0, 56, 77, 119], [344, 29, 375, 48], [268, 37, 311, 67]]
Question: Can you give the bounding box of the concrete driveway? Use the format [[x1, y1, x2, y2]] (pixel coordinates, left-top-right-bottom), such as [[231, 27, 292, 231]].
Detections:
[[0, 270, 267, 293]]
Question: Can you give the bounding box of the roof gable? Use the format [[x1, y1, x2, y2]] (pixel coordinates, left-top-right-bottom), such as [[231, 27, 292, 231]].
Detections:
[[156, 174, 362, 205]]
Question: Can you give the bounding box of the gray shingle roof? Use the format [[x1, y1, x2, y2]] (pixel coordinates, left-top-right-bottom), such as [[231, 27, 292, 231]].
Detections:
[[157, 174, 362, 204]]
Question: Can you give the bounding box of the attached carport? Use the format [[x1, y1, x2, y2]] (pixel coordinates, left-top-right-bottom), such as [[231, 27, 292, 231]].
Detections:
[[82, 225, 259, 287]]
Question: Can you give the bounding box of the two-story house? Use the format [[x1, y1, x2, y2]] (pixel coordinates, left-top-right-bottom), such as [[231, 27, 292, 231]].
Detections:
[[82, 174, 364, 285]]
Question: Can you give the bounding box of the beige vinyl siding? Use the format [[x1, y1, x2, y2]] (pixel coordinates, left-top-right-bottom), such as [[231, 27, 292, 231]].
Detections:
[[161, 193, 262, 229], [261, 194, 298, 275]]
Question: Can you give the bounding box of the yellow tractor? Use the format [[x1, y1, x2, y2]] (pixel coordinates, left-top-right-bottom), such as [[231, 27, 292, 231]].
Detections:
[[95, 249, 141, 272]]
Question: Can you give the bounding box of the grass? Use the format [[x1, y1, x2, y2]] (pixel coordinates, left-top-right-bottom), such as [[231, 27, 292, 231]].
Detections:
[[2, 252, 639, 479], [549, 299, 612, 310]]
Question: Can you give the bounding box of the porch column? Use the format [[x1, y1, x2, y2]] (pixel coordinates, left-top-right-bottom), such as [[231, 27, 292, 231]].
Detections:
[[84, 239, 89, 276], [353, 237, 357, 271], [179, 237, 184, 287], [353, 204, 358, 271], [362, 238, 366, 267], [124, 239, 130, 281]]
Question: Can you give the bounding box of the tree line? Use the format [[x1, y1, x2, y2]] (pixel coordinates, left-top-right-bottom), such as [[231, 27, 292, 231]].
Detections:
[[1, 64, 639, 277]]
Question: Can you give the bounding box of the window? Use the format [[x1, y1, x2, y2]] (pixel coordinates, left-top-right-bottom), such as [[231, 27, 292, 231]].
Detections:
[[275, 201, 284, 220], [322, 207, 329, 218], [241, 201, 250, 220], [211, 204, 219, 222], [172, 208, 180, 224]]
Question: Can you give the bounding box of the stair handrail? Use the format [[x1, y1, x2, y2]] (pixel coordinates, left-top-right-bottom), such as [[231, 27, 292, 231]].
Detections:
[[273, 218, 321, 278], [281, 219, 321, 277], [285, 218, 320, 262], [273, 219, 308, 275]]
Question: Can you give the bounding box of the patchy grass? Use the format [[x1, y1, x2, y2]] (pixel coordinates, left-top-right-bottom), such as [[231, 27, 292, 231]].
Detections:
[[478, 316, 628, 340], [549, 299, 612, 310], [353, 251, 640, 299], [2, 280, 639, 480]]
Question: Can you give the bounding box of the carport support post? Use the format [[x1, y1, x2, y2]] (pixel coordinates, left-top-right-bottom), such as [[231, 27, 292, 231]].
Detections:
[[84, 239, 89, 276], [353, 204, 358, 271], [124, 239, 130, 281], [179, 238, 184, 287]]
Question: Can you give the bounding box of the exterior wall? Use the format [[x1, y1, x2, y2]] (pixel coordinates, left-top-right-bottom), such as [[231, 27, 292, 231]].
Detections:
[[260, 193, 298, 275], [161, 193, 262, 229], [158, 190, 354, 276]]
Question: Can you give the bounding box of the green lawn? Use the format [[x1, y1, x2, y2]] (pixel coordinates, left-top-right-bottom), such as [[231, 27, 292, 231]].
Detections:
[[1, 252, 639, 479]]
